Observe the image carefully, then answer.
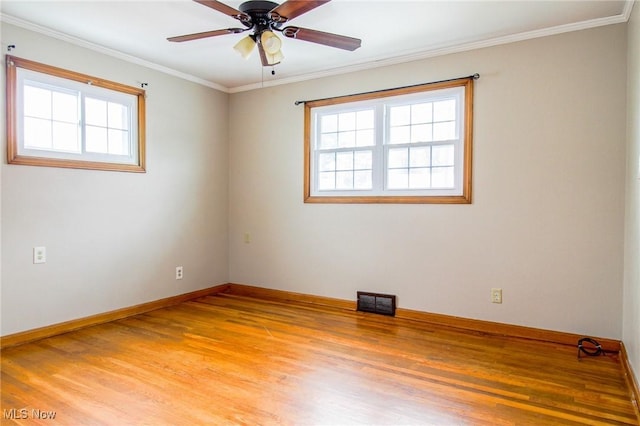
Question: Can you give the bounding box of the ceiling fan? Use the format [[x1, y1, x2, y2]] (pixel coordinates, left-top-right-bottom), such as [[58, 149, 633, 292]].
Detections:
[[168, 0, 362, 67]]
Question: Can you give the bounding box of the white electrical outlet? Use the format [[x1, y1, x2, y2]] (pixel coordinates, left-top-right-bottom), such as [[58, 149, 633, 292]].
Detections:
[[176, 266, 183, 280], [491, 288, 502, 304], [33, 246, 46, 264]]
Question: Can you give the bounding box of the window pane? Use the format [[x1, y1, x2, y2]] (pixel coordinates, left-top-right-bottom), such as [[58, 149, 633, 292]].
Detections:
[[389, 126, 410, 144], [432, 166, 455, 188], [85, 97, 107, 127], [356, 129, 375, 147], [354, 170, 372, 189], [320, 133, 337, 149], [433, 121, 456, 141], [108, 102, 128, 130], [336, 171, 353, 189], [319, 153, 335, 171], [338, 131, 356, 148], [411, 124, 432, 143], [356, 110, 374, 129], [11, 58, 145, 171], [388, 168, 408, 189], [52, 91, 79, 123], [434, 99, 456, 122], [390, 105, 410, 126], [24, 117, 52, 149], [411, 103, 432, 124], [318, 171, 335, 190], [86, 125, 108, 153], [306, 78, 470, 201], [409, 168, 430, 189], [52, 122, 80, 152], [24, 86, 52, 119], [432, 144, 454, 166], [321, 114, 337, 133], [354, 151, 372, 170], [409, 147, 430, 167], [336, 152, 353, 170], [338, 112, 356, 131], [388, 148, 408, 168], [108, 129, 129, 155]]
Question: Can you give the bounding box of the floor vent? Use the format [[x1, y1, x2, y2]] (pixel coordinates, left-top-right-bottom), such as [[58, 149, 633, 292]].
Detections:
[[357, 292, 396, 316]]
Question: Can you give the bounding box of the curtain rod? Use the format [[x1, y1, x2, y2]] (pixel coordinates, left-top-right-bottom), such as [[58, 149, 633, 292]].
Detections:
[[294, 73, 479, 106]]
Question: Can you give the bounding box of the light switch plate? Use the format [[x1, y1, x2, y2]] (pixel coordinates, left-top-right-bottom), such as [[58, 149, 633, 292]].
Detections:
[[33, 246, 46, 264]]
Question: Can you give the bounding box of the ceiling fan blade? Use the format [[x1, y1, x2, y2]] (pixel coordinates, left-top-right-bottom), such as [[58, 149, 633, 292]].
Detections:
[[269, 0, 330, 22], [257, 43, 270, 67], [167, 28, 246, 42], [257, 42, 283, 66], [193, 0, 249, 21], [281, 26, 361, 51]]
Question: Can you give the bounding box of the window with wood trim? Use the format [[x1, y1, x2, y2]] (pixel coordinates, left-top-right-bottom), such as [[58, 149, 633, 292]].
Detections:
[[5, 55, 146, 172], [304, 77, 474, 203]]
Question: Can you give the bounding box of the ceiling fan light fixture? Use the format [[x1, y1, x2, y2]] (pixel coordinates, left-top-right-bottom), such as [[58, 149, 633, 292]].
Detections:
[[265, 49, 284, 65], [233, 35, 256, 59], [260, 30, 282, 55]]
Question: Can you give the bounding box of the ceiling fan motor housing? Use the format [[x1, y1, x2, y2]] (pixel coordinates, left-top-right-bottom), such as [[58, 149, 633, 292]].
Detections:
[[238, 0, 279, 13], [239, 0, 283, 36]]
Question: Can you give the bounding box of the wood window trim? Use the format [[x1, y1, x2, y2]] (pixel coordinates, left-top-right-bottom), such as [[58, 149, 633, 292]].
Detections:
[[303, 77, 474, 204], [5, 55, 146, 173]]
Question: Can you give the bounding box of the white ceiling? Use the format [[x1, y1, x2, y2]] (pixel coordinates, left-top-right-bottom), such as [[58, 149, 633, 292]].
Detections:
[[0, 1, 634, 92]]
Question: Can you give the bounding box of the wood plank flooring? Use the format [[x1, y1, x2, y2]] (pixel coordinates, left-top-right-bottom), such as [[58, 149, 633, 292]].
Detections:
[[1, 293, 637, 425]]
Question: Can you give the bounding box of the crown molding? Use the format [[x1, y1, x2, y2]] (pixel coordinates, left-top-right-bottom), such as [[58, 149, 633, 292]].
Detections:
[[0, 13, 230, 93], [231, 6, 632, 93], [2, 1, 634, 94], [623, 0, 636, 21]]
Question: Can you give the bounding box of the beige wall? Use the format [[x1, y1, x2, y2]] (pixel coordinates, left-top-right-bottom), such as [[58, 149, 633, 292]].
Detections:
[[229, 24, 628, 339], [624, 1, 640, 388], [0, 15, 632, 355], [0, 24, 229, 335]]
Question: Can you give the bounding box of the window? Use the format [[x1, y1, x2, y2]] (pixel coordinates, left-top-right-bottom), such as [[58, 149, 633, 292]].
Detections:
[[304, 77, 474, 203], [6, 55, 145, 172]]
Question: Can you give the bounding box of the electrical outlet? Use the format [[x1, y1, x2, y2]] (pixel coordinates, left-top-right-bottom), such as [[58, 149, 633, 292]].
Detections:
[[244, 232, 251, 244], [33, 246, 46, 264], [491, 288, 502, 304], [176, 266, 183, 280]]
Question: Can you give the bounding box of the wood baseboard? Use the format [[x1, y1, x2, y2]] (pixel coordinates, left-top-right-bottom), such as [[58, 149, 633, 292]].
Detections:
[[395, 307, 621, 352], [621, 342, 640, 422], [226, 283, 620, 352], [0, 284, 232, 350], [226, 283, 356, 310], [1, 282, 623, 356]]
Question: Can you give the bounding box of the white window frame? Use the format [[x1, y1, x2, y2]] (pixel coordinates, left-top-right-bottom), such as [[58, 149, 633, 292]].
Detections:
[[6, 55, 146, 172], [304, 77, 474, 204]]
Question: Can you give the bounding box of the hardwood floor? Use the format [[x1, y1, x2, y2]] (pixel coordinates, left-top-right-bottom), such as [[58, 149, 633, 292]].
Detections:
[[1, 293, 637, 425]]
